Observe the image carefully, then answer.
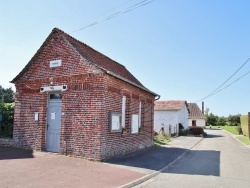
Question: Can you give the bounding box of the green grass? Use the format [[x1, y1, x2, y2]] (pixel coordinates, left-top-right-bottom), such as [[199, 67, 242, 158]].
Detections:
[[153, 134, 171, 146], [206, 125, 239, 135], [236, 136, 250, 145]]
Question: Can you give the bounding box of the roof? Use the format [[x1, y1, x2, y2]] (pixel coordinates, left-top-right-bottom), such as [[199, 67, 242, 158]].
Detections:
[[188, 103, 205, 119], [10, 28, 159, 97], [154, 100, 188, 111]]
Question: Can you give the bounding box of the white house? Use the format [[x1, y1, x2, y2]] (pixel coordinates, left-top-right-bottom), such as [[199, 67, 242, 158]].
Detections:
[[188, 103, 206, 128], [154, 100, 189, 136]]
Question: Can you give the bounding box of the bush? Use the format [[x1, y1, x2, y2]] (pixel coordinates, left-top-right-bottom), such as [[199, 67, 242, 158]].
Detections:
[[179, 129, 189, 136], [0, 103, 14, 138], [153, 133, 170, 146], [179, 123, 184, 130], [189, 126, 204, 135]]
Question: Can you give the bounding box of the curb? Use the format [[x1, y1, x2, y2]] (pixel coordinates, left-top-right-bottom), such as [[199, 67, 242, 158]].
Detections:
[[221, 129, 250, 148], [119, 137, 204, 188]]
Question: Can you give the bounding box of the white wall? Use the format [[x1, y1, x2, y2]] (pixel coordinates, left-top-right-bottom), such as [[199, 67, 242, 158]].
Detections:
[[178, 105, 189, 129], [154, 110, 178, 135], [188, 119, 206, 127]]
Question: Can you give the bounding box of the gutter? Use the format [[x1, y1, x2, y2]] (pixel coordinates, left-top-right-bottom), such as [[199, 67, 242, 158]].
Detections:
[[106, 71, 160, 100]]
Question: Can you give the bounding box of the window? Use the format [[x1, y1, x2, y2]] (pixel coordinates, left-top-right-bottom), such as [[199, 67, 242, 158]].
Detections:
[[122, 96, 126, 128], [109, 112, 122, 132], [50, 93, 62, 99], [131, 114, 139, 134]]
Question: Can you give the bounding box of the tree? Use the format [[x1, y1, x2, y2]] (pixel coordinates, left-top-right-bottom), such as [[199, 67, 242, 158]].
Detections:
[[0, 103, 14, 138], [0, 85, 14, 103], [228, 114, 241, 126], [206, 113, 218, 126], [217, 116, 227, 126]]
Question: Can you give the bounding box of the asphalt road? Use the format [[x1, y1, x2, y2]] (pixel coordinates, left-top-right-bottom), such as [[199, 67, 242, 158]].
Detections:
[[135, 129, 250, 188]]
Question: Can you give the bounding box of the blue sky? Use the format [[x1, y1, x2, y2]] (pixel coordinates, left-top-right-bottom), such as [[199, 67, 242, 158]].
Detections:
[[1, 0, 250, 117]]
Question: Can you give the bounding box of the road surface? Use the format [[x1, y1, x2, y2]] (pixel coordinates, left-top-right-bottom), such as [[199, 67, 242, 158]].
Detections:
[[135, 129, 250, 188]]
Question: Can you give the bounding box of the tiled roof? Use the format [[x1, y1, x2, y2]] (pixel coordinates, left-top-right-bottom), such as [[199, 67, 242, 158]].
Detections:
[[11, 28, 159, 96], [188, 103, 205, 119], [60, 29, 143, 87], [154, 100, 188, 111]]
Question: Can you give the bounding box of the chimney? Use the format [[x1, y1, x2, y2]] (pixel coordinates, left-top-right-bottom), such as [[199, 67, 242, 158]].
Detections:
[[202, 101, 204, 114]]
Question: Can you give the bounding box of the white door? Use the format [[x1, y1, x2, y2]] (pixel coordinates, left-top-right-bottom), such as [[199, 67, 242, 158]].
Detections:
[[46, 93, 62, 152]]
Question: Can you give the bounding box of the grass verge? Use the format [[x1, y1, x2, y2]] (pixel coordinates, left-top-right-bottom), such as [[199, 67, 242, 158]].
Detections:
[[153, 134, 171, 146], [206, 125, 238, 135], [236, 136, 250, 145]]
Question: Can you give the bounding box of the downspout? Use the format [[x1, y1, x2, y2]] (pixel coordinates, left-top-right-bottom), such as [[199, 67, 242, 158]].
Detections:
[[154, 95, 160, 101]]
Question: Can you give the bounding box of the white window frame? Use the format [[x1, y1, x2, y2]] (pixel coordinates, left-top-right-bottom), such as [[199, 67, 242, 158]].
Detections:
[[109, 112, 122, 132], [122, 96, 126, 128], [139, 101, 141, 128], [131, 114, 139, 134]]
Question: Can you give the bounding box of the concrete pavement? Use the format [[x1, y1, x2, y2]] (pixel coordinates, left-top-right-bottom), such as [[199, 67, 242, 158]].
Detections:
[[134, 129, 250, 188], [0, 136, 203, 188]]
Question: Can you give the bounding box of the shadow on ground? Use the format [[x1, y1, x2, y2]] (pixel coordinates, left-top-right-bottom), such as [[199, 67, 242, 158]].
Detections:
[[106, 146, 220, 176], [205, 128, 222, 130], [106, 146, 187, 172], [0, 146, 34, 160], [205, 134, 224, 138], [166, 150, 220, 176]]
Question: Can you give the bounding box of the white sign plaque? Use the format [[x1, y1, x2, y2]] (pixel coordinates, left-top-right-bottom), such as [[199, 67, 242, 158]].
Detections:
[[51, 112, 56, 120], [34, 112, 39, 121], [50, 60, 62, 68]]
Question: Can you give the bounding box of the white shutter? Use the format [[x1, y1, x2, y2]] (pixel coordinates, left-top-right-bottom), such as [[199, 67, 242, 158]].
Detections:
[[122, 96, 126, 128]]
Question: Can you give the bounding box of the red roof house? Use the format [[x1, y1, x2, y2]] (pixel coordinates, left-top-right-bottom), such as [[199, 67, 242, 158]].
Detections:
[[154, 100, 189, 135], [11, 28, 159, 161], [187, 103, 206, 127]]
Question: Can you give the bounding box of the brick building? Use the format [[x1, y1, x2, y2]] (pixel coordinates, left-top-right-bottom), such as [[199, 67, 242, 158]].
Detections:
[[11, 28, 159, 161]]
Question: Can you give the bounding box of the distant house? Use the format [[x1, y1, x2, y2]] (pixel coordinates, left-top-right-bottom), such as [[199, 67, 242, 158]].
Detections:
[[154, 100, 189, 135], [10, 28, 160, 161], [188, 103, 206, 127]]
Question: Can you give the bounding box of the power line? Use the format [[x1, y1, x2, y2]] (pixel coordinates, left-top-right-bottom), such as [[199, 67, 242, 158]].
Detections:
[[205, 70, 250, 99], [71, 0, 134, 33], [195, 56, 250, 102], [70, 0, 156, 34]]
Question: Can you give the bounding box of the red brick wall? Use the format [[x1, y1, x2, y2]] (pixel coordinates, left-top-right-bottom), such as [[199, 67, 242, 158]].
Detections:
[[100, 75, 155, 159], [13, 30, 155, 161]]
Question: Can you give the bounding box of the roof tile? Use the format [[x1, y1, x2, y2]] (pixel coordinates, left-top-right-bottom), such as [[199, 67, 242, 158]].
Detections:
[[154, 100, 187, 111], [188, 103, 205, 119]]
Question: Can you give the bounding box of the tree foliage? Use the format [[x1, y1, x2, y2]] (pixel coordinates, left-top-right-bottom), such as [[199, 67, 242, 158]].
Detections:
[[206, 113, 218, 126], [205, 107, 240, 127], [0, 102, 14, 138], [0, 85, 15, 103], [228, 114, 241, 126], [217, 116, 227, 126]]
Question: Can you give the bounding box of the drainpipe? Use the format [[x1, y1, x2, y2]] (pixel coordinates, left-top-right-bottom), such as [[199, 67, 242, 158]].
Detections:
[[154, 95, 160, 101]]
